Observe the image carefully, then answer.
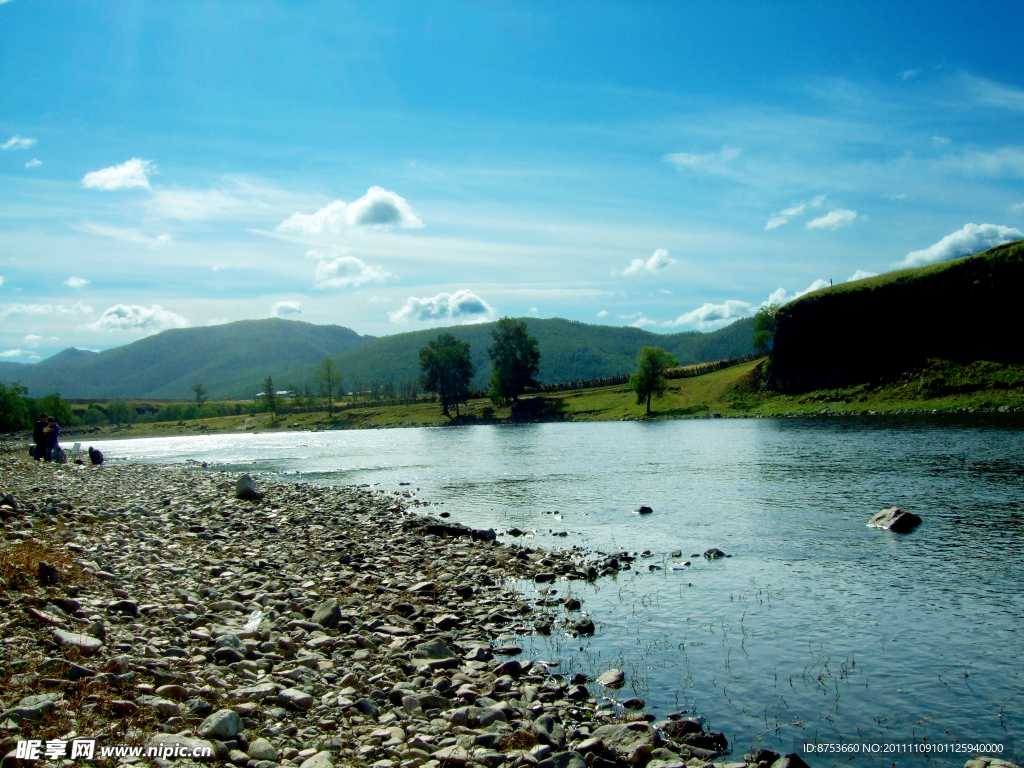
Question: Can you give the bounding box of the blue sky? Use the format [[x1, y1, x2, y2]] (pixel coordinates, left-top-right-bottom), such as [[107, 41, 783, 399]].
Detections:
[[2, 1, 1023, 361]]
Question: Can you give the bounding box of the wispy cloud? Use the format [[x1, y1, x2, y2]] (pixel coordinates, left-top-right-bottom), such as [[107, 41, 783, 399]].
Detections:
[[933, 136, 951, 147], [23, 334, 58, 347], [848, 269, 877, 281], [0, 349, 28, 358], [82, 158, 154, 191], [74, 222, 172, 247], [619, 312, 656, 328], [1, 135, 35, 150], [620, 249, 675, 276], [806, 209, 857, 230], [957, 72, 1024, 111], [24, 158, 41, 168], [596, 310, 608, 318], [64, 276, 90, 289], [894, 223, 1023, 268], [765, 195, 826, 230], [899, 69, 921, 81], [665, 299, 755, 330], [307, 249, 393, 289], [389, 289, 495, 324], [767, 279, 830, 306], [0, 302, 93, 320], [937, 145, 1024, 178], [88, 304, 187, 332], [278, 187, 424, 235], [663, 146, 741, 176], [271, 300, 303, 317]]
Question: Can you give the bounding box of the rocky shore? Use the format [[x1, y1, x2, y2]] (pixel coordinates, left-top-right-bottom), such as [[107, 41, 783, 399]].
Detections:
[[0, 453, 812, 768]]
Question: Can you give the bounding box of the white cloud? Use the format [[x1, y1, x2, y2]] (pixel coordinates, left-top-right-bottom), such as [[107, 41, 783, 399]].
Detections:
[[88, 304, 188, 332], [596, 310, 608, 318], [0, 302, 92, 319], [64, 276, 90, 289], [885, 193, 908, 201], [895, 223, 1023, 268], [211, 264, 228, 272], [619, 312, 656, 328], [81, 158, 154, 191], [765, 195, 826, 230], [933, 136, 951, 146], [664, 146, 741, 174], [308, 250, 393, 289], [278, 186, 424, 234], [899, 69, 921, 80], [25, 158, 41, 168], [767, 279, 831, 306], [389, 289, 495, 324], [74, 222, 172, 247], [621, 248, 676, 276], [0, 349, 28, 358], [1011, 201, 1024, 212], [271, 300, 303, 317], [1, 135, 35, 150], [848, 269, 878, 281], [23, 334, 57, 347], [665, 300, 756, 330], [0, 275, 4, 288], [806, 209, 857, 230]]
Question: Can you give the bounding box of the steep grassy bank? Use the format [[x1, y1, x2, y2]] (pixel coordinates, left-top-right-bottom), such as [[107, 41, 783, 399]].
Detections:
[[770, 239, 1024, 393]]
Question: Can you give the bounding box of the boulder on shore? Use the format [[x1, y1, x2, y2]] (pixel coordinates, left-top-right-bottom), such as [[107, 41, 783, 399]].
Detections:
[[235, 474, 265, 501], [867, 506, 922, 533]]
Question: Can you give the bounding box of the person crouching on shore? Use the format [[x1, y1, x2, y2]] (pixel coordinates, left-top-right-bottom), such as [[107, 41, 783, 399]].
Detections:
[[45, 416, 60, 462]]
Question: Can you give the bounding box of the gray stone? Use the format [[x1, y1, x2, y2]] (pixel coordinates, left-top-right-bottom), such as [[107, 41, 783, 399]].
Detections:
[[298, 751, 333, 768], [198, 708, 241, 740], [589, 723, 662, 765], [412, 637, 456, 660], [277, 687, 314, 711], [770, 755, 814, 768], [595, 668, 625, 688], [37, 658, 96, 681], [703, 548, 727, 560], [867, 506, 922, 533], [538, 752, 588, 768], [963, 759, 1020, 768], [247, 739, 277, 762], [52, 628, 103, 654], [37, 561, 59, 586], [137, 695, 180, 718], [311, 598, 341, 628]]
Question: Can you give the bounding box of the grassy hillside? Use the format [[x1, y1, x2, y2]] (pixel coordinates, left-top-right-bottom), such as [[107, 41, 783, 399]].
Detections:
[[770, 238, 1024, 392], [0, 318, 371, 400], [281, 316, 756, 394]]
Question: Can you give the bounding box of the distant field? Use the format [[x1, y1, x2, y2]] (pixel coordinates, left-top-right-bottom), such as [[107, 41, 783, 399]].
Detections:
[[64, 356, 1023, 441]]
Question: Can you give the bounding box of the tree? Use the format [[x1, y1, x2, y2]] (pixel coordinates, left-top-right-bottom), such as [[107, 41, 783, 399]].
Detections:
[[106, 400, 134, 425], [753, 303, 781, 355], [316, 358, 341, 414], [0, 382, 30, 434], [419, 333, 475, 417], [630, 346, 679, 415], [262, 375, 279, 416], [192, 382, 208, 410], [487, 317, 540, 410]]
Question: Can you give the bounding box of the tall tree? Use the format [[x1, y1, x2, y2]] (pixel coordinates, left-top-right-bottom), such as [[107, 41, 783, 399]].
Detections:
[[753, 303, 781, 355], [419, 333, 475, 417], [630, 346, 679, 415], [192, 382, 208, 410], [0, 382, 30, 434], [488, 317, 540, 410], [262, 375, 279, 416], [316, 358, 341, 414]]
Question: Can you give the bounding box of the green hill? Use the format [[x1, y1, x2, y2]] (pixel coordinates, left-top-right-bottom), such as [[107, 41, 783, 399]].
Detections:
[[281, 316, 756, 395], [769, 238, 1024, 392], [0, 318, 371, 400]]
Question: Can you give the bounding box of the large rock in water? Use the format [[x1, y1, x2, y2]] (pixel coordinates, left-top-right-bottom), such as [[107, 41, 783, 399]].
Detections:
[[867, 506, 922, 533], [634, 505, 653, 515], [235, 474, 264, 501]]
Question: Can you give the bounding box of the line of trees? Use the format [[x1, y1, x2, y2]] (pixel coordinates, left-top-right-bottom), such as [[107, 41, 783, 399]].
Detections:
[[418, 317, 541, 418]]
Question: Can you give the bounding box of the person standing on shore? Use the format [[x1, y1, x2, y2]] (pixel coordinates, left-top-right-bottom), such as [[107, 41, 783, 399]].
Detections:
[[33, 412, 48, 460], [45, 416, 60, 462]]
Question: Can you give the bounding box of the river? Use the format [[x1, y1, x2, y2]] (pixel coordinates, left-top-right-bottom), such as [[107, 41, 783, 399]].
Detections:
[[91, 418, 1024, 765]]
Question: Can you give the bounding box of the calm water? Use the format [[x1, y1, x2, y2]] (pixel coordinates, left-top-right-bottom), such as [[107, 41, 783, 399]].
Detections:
[[91, 420, 1024, 765]]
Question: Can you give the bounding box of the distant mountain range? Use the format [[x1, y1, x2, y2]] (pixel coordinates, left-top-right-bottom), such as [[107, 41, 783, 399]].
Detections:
[[0, 316, 756, 400]]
